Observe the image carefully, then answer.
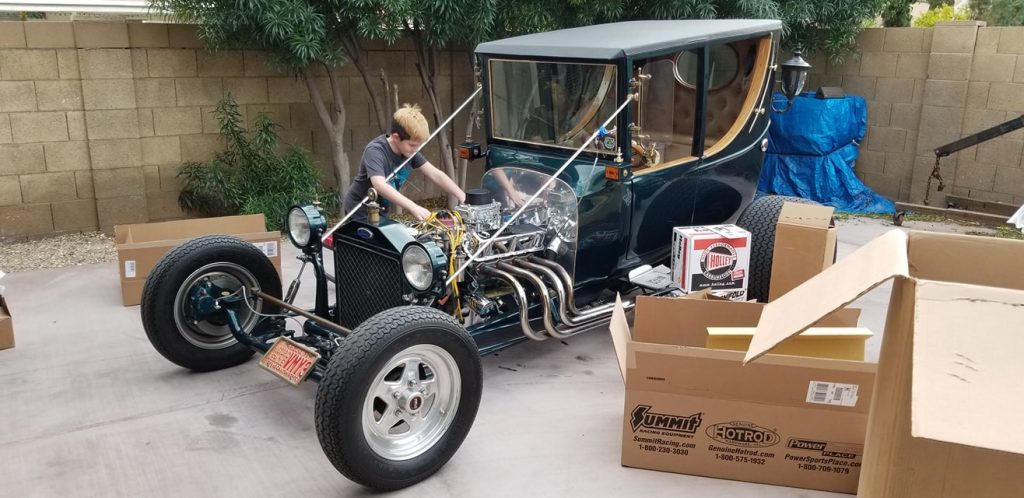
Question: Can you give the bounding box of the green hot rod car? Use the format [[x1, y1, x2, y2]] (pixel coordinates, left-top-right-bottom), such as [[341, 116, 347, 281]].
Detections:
[[140, 20, 812, 490]]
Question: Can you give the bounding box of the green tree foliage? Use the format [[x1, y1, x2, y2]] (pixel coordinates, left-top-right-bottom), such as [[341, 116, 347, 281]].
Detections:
[[913, 4, 972, 26], [929, 0, 953, 7], [881, 0, 915, 26], [178, 95, 338, 231], [970, 0, 993, 19], [985, 0, 1024, 25]]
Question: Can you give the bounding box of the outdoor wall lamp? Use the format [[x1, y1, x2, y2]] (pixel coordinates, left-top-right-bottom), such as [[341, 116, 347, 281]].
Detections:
[[772, 50, 812, 113]]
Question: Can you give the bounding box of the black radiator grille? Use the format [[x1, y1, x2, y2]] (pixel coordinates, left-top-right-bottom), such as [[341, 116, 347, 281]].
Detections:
[[334, 240, 405, 329]]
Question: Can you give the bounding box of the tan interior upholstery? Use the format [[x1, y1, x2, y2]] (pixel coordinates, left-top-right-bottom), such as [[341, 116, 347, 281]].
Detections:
[[667, 39, 758, 160]]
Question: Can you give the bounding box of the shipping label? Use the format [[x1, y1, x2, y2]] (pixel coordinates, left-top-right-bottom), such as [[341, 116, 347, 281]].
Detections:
[[806, 381, 859, 407]]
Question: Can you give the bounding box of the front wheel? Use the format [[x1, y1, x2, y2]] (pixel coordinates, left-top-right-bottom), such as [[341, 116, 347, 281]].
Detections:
[[314, 306, 482, 491], [140, 235, 282, 372]]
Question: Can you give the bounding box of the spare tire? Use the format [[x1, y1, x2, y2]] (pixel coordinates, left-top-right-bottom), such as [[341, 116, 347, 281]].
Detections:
[[736, 195, 821, 302]]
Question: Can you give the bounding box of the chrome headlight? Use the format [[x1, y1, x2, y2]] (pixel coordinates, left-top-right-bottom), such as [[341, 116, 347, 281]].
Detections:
[[401, 243, 434, 291], [287, 205, 326, 248]]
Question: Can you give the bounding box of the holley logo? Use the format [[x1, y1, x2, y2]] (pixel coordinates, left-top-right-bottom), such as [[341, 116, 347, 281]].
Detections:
[[630, 405, 703, 434], [699, 242, 738, 281], [706, 421, 780, 448]]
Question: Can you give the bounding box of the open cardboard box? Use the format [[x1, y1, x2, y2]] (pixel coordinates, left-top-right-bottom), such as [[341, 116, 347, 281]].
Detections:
[[0, 294, 13, 351], [769, 202, 837, 301], [114, 214, 282, 306], [610, 293, 874, 494], [745, 229, 1024, 497]]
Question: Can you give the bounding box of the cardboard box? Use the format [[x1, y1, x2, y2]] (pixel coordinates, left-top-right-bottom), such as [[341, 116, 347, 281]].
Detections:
[[769, 203, 837, 301], [745, 229, 1024, 497], [610, 294, 874, 494], [0, 294, 13, 351], [114, 214, 282, 306], [671, 225, 751, 300], [706, 327, 871, 361]]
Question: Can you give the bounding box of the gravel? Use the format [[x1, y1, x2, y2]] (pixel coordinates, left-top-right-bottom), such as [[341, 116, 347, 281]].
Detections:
[[0, 232, 118, 273]]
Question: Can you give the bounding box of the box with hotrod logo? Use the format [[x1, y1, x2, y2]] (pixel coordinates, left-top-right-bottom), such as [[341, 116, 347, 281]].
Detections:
[[671, 225, 750, 300], [610, 294, 875, 494]]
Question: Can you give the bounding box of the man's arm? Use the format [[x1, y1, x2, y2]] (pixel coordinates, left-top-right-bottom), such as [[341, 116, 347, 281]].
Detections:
[[369, 175, 431, 221], [419, 162, 466, 204]]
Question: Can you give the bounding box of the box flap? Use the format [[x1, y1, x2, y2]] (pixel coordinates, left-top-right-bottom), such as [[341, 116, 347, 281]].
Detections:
[[609, 294, 631, 382], [745, 229, 910, 363], [907, 231, 1024, 290], [114, 214, 267, 247], [911, 280, 1024, 455], [778, 202, 835, 229], [633, 294, 765, 347]]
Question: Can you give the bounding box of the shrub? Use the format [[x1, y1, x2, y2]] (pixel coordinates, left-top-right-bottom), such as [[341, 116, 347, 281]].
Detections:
[[913, 4, 973, 26], [178, 94, 338, 231], [882, 0, 915, 26]]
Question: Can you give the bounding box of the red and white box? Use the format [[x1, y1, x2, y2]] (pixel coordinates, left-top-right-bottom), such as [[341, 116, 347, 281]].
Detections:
[[671, 225, 751, 300]]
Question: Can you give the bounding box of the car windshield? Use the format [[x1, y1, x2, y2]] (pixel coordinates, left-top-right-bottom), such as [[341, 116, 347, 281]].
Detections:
[[488, 60, 617, 151], [480, 167, 579, 278]]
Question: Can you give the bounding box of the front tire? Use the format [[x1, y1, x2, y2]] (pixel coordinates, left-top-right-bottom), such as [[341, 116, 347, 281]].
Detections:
[[314, 306, 482, 491], [736, 195, 819, 302], [140, 235, 282, 372]]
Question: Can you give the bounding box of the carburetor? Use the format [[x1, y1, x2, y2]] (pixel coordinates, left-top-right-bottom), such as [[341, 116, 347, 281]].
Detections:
[[455, 189, 502, 232]]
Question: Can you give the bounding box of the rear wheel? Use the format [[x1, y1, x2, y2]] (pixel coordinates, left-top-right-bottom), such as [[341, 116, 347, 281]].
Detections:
[[140, 235, 281, 371], [736, 195, 820, 302], [314, 306, 482, 491]]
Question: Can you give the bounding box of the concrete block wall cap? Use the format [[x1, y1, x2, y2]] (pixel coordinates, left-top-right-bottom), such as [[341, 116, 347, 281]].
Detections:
[[935, 21, 987, 27]]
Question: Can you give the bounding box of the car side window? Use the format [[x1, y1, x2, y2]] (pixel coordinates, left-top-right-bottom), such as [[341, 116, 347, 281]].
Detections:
[[632, 36, 771, 173], [633, 56, 698, 170]]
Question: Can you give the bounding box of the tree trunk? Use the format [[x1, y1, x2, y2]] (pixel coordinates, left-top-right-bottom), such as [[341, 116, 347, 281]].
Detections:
[[410, 34, 458, 208], [303, 65, 351, 213], [329, 132, 350, 203], [341, 34, 389, 133], [458, 51, 480, 191]]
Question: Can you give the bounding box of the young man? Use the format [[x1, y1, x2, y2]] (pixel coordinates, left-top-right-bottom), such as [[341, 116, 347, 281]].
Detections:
[[343, 104, 466, 221]]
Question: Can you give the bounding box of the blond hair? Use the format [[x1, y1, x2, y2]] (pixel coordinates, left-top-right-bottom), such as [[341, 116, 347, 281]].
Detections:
[[391, 103, 429, 142]]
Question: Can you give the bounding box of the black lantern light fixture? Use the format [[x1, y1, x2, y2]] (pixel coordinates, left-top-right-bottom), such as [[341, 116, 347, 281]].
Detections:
[[772, 50, 812, 113]]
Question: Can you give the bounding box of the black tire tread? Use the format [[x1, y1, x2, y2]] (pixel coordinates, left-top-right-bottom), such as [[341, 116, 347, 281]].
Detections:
[[736, 195, 816, 302], [314, 306, 482, 491], [140, 235, 281, 371]]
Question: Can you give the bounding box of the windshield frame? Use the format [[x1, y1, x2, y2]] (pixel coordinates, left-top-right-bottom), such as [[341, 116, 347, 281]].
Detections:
[[485, 57, 621, 156]]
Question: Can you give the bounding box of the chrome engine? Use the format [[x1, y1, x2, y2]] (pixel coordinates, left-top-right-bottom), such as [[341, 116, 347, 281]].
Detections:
[[398, 168, 635, 341]]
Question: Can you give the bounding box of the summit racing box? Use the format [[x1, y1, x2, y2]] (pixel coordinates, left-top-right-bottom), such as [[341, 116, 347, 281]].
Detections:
[[610, 294, 872, 493]]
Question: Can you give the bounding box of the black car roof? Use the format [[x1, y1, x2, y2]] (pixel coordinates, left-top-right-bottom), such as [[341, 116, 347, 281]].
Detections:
[[475, 20, 782, 60]]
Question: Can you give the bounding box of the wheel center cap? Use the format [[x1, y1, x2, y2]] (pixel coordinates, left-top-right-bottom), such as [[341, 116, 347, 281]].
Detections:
[[406, 392, 424, 414]]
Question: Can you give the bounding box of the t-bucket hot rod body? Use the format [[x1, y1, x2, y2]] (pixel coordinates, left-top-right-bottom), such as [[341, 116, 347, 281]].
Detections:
[[141, 20, 809, 491]]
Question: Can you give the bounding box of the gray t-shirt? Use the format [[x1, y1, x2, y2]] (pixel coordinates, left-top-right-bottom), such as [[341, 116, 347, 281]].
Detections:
[[343, 134, 426, 215]]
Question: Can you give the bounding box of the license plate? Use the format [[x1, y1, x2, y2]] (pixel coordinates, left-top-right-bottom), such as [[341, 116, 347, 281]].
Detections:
[[259, 337, 320, 386]]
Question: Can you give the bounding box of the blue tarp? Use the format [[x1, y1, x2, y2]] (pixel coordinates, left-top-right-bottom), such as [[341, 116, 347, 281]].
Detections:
[[759, 92, 895, 214]]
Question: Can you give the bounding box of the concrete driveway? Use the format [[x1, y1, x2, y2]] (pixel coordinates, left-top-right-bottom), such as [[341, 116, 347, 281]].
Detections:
[[0, 217, 972, 497]]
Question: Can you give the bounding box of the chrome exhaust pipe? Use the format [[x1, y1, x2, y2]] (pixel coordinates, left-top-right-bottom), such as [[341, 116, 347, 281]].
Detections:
[[480, 267, 548, 341], [495, 262, 569, 339], [526, 256, 620, 318], [511, 259, 603, 327]]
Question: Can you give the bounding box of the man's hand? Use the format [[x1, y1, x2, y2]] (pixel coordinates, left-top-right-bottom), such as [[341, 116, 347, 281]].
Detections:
[[507, 189, 526, 207], [411, 205, 432, 222]]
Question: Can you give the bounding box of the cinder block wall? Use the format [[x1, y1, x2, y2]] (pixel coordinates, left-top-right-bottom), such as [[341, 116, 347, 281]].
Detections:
[[6, 21, 1024, 238], [0, 20, 475, 239], [808, 22, 1024, 209]]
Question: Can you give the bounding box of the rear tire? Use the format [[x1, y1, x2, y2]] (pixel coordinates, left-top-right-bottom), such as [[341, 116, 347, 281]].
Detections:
[[140, 235, 282, 372], [736, 195, 820, 302], [314, 306, 482, 491]]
